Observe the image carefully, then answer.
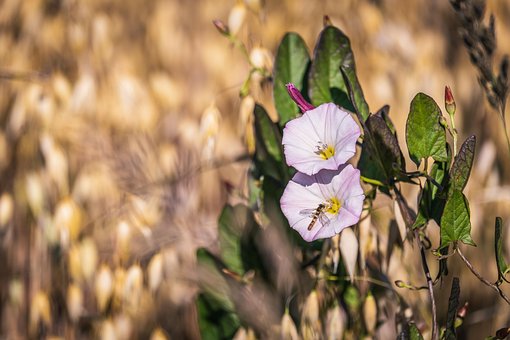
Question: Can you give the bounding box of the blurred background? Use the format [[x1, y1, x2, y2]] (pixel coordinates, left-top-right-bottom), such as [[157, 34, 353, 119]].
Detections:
[[0, 0, 509, 339]]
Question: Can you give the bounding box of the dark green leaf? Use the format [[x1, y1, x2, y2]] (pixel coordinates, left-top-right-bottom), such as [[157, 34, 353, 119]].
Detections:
[[409, 323, 424, 340], [273, 33, 311, 126], [358, 112, 405, 190], [397, 322, 424, 340], [414, 160, 448, 229], [495, 217, 510, 283], [197, 293, 240, 340], [218, 204, 260, 275], [440, 190, 475, 248], [444, 277, 460, 340], [196, 248, 240, 339], [253, 104, 287, 180], [308, 26, 355, 111], [450, 135, 476, 192], [406, 93, 448, 166], [340, 58, 369, 121]]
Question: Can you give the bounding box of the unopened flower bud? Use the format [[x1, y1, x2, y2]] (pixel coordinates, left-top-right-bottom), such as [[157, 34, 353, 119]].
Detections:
[[457, 301, 468, 319], [212, 20, 230, 36], [445, 86, 456, 116], [285, 83, 314, 113]]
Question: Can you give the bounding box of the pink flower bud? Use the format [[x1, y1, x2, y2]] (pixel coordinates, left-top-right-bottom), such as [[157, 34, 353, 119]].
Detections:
[[286, 83, 314, 113], [445, 85, 456, 116], [212, 20, 230, 36]]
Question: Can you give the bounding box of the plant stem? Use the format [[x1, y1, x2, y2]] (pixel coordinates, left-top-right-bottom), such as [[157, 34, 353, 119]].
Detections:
[[448, 113, 458, 158], [415, 230, 439, 340], [456, 246, 510, 305]]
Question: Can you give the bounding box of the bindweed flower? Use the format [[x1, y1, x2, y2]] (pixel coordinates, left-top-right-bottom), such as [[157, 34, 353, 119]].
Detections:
[[282, 102, 360, 176], [280, 165, 364, 242]]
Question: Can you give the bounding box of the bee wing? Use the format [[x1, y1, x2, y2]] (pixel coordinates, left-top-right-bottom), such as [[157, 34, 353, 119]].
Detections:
[[319, 213, 331, 227], [299, 208, 316, 217]]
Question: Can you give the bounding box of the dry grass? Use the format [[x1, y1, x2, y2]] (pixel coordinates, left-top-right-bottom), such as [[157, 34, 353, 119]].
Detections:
[[0, 0, 509, 339]]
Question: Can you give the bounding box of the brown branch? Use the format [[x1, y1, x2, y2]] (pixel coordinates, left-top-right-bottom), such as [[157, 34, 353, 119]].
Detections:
[[415, 230, 439, 340], [456, 246, 510, 305]]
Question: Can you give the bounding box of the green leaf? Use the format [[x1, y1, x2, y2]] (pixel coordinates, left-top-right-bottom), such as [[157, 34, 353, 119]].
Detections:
[[273, 32, 311, 126], [450, 135, 476, 192], [406, 93, 448, 166], [397, 322, 424, 340], [358, 109, 405, 191], [197, 293, 240, 340], [495, 217, 510, 283], [218, 204, 260, 275], [253, 104, 287, 180], [196, 249, 240, 339], [413, 160, 448, 229], [308, 26, 355, 111], [340, 57, 369, 121], [444, 277, 460, 340], [440, 190, 475, 248]]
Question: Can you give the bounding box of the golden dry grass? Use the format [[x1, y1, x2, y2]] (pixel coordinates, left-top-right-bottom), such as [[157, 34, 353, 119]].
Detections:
[[0, 0, 509, 339]]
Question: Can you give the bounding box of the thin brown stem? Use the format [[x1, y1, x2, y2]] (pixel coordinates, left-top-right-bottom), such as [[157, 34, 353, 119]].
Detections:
[[456, 246, 510, 305], [415, 230, 439, 340]]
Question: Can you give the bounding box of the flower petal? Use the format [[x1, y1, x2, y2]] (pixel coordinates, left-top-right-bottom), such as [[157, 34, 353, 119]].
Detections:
[[280, 165, 365, 242], [282, 103, 360, 175]]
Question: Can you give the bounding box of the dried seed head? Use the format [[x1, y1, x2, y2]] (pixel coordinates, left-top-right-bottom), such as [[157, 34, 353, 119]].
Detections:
[[280, 312, 299, 340], [40, 133, 69, 195], [363, 292, 377, 334], [148, 253, 164, 292], [80, 238, 99, 282], [95, 265, 114, 312], [0, 192, 13, 229], [249, 47, 273, 70], [25, 172, 45, 217], [200, 102, 221, 161], [67, 283, 83, 322], [150, 327, 169, 340], [55, 197, 82, 249], [30, 291, 51, 335], [326, 304, 346, 340], [244, 0, 263, 14], [68, 245, 82, 282], [340, 227, 359, 282], [239, 95, 256, 154], [123, 264, 143, 309], [99, 319, 116, 340], [116, 220, 131, 262], [228, 3, 247, 36], [301, 291, 322, 338], [9, 279, 24, 307], [113, 313, 133, 340]]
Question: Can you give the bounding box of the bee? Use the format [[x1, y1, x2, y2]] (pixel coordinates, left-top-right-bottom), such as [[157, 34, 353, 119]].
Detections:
[[299, 203, 331, 231]]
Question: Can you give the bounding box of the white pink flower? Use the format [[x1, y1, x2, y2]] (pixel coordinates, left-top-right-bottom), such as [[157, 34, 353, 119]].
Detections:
[[282, 103, 360, 176], [280, 165, 364, 242]]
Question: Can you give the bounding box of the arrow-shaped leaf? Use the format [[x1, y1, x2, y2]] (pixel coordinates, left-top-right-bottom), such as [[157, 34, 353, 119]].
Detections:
[[273, 33, 311, 126], [308, 25, 355, 111], [440, 190, 475, 248], [450, 135, 476, 192], [495, 217, 510, 283]]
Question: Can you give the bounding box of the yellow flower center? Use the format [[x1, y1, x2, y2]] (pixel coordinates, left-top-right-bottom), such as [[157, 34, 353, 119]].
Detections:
[[326, 197, 341, 215], [315, 142, 335, 160]]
